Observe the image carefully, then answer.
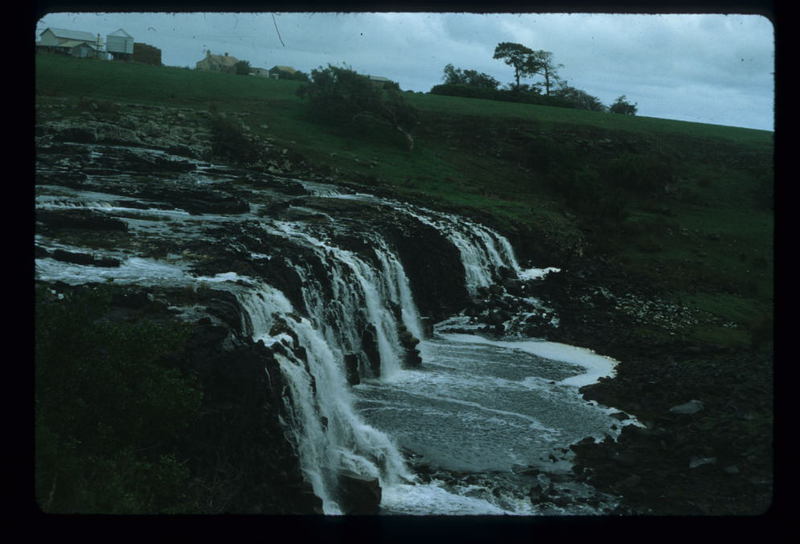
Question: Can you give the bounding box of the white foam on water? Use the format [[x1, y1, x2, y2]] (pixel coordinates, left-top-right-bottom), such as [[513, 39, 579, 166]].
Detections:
[[437, 333, 617, 388], [381, 481, 528, 515], [35, 256, 190, 286], [195, 271, 250, 284], [518, 266, 561, 280]]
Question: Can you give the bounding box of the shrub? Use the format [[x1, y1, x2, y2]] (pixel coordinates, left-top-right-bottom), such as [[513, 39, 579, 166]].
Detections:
[[234, 60, 251, 76], [35, 285, 201, 513], [297, 64, 417, 151], [609, 95, 638, 115], [208, 114, 261, 164]]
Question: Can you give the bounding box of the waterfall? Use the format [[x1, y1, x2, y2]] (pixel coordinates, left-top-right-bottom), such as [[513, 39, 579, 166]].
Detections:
[[395, 206, 523, 294], [269, 221, 422, 380], [237, 283, 412, 514], [372, 236, 424, 340]]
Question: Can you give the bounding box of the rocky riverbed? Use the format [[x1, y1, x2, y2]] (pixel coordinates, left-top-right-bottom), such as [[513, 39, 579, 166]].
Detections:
[[521, 263, 774, 515]]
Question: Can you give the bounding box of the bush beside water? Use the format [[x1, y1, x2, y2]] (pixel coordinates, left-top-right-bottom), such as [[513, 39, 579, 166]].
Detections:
[[35, 285, 201, 513]]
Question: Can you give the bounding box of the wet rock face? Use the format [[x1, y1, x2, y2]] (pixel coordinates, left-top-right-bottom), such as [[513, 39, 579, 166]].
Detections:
[[389, 220, 470, 321], [36, 209, 129, 232], [336, 471, 382, 515]]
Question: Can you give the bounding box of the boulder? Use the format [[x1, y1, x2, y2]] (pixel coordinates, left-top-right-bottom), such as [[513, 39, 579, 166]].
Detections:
[[337, 470, 382, 515]]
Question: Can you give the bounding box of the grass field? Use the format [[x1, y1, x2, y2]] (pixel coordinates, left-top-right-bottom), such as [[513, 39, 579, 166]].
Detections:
[[35, 53, 773, 347]]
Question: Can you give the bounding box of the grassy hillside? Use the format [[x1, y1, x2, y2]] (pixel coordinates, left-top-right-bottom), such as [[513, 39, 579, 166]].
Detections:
[[35, 53, 773, 349]]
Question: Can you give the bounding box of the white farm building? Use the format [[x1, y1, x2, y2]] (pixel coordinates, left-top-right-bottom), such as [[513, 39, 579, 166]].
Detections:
[[37, 27, 104, 58], [37, 27, 137, 61], [106, 29, 134, 60]]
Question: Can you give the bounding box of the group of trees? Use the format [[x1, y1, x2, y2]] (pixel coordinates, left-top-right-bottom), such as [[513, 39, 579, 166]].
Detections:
[[292, 42, 637, 153], [432, 41, 638, 115], [296, 65, 418, 151]]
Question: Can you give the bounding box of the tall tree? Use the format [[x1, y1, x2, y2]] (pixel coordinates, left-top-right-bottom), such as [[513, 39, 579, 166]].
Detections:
[[531, 51, 563, 96], [492, 42, 542, 91]]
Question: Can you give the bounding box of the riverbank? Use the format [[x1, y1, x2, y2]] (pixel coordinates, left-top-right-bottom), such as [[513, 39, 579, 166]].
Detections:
[[525, 259, 774, 515]]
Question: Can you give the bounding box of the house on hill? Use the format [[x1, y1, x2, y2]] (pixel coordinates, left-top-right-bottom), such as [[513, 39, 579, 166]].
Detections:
[[196, 51, 241, 74], [37, 27, 104, 59]]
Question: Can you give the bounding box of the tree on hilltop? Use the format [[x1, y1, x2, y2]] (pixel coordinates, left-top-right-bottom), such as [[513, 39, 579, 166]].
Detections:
[[493, 42, 543, 91], [609, 95, 638, 115], [530, 51, 563, 96]]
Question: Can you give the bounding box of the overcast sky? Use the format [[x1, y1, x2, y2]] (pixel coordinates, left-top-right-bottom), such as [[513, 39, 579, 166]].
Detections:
[[35, 11, 775, 131]]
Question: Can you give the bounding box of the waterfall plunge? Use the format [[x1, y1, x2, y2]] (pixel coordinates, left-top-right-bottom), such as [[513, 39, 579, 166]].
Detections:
[[237, 283, 413, 514]]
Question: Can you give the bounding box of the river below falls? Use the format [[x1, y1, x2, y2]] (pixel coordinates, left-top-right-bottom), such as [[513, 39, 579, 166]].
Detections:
[[352, 328, 633, 515]]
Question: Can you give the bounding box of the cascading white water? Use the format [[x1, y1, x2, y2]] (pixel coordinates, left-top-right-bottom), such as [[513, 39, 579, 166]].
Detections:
[[371, 237, 424, 341], [391, 205, 523, 294], [268, 221, 423, 381], [236, 282, 412, 514], [317, 185, 555, 293]]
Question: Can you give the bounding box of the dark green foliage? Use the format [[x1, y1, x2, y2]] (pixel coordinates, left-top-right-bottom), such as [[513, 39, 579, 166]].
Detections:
[[208, 114, 261, 164], [35, 285, 201, 513], [552, 84, 607, 112], [234, 60, 251, 76], [269, 66, 310, 81], [610, 95, 638, 116], [493, 42, 541, 90], [529, 51, 562, 96], [297, 64, 418, 150], [442, 64, 500, 90]]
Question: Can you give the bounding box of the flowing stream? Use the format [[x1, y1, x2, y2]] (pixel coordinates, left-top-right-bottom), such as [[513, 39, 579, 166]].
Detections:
[[35, 142, 633, 515]]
